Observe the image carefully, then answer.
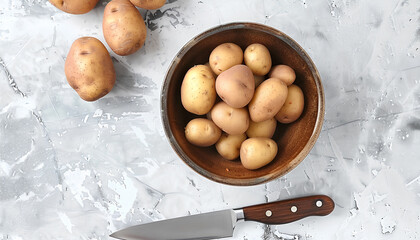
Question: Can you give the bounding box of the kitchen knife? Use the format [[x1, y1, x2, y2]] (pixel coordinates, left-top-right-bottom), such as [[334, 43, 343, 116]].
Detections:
[[110, 195, 334, 240]]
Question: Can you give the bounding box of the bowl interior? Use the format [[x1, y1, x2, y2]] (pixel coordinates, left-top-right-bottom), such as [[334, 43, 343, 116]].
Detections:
[[162, 23, 323, 185]]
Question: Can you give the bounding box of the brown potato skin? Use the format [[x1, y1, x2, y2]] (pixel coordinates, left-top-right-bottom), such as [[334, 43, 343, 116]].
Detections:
[[268, 65, 296, 86], [211, 102, 250, 135], [129, 0, 166, 9], [275, 84, 305, 123], [244, 43, 272, 76], [216, 65, 255, 108], [248, 78, 288, 122], [246, 118, 277, 138], [103, 0, 147, 56], [209, 43, 243, 75], [204, 62, 218, 79], [65, 37, 116, 101], [185, 118, 222, 147], [181, 65, 216, 115], [240, 137, 278, 170], [49, 0, 99, 14], [215, 133, 247, 160]]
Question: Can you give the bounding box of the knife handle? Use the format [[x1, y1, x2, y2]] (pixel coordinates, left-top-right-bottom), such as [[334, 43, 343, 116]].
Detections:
[[242, 195, 334, 224]]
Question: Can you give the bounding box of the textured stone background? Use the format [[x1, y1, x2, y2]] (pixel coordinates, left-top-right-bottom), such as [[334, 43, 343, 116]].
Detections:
[[1, 0, 420, 239]]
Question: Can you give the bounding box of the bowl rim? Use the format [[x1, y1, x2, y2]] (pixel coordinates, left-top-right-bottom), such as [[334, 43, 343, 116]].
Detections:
[[161, 22, 325, 186]]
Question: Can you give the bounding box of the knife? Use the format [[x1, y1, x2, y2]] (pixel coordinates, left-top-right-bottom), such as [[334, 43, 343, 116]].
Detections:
[[110, 195, 334, 240]]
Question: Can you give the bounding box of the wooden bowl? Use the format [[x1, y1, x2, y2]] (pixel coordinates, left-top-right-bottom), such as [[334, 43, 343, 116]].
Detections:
[[161, 22, 324, 186]]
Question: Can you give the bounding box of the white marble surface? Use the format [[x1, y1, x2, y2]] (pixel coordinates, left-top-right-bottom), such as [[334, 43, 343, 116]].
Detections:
[[1, 0, 420, 239]]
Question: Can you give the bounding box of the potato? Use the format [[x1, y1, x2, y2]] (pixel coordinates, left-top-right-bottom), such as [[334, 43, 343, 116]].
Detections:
[[49, 0, 99, 14], [240, 138, 278, 170], [246, 118, 277, 138], [276, 84, 304, 123], [248, 78, 288, 122], [65, 37, 116, 101], [181, 65, 216, 115], [216, 65, 255, 108], [209, 43, 243, 75], [185, 118, 221, 147], [129, 0, 165, 9], [254, 74, 265, 87], [103, 0, 147, 56], [244, 43, 272, 76], [204, 62, 218, 78], [215, 133, 247, 160], [211, 102, 249, 135], [268, 65, 296, 86]]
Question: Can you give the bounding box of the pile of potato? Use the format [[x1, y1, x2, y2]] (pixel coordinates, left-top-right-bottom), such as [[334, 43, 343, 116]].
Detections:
[[181, 43, 305, 170], [50, 0, 165, 101]]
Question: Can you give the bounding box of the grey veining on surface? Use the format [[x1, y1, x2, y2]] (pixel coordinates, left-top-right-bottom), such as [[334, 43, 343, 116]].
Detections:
[[1, 0, 420, 239]]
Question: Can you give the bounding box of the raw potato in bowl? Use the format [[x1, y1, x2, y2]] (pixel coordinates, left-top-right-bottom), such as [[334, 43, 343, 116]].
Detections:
[[185, 118, 221, 147], [103, 0, 147, 56], [244, 43, 272, 76], [211, 101, 250, 135], [246, 118, 277, 138], [248, 78, 288, 122], [215, 133, 247, 160], [240, 138, 278, 170], [216, 65, 255, 108], [49, 0, 99, 14], [204, 62, 218, 79], [276, 84, 305, 123], [209, 43, 243, 75], [181, 65, 216, 115], [269, 65, 296, 86]]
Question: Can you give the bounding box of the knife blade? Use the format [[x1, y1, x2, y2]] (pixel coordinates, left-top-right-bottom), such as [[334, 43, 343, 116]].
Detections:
[[110, 195, 334, 240]]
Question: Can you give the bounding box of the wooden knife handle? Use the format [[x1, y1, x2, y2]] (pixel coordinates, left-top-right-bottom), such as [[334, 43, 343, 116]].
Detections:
[[242, 195, 334, 224]]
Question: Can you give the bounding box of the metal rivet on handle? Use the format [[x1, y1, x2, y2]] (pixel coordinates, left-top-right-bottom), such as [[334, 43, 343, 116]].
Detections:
[[316, 200, 323, 207], [265, 210, 272, 217], [291, 206, 297, 213]]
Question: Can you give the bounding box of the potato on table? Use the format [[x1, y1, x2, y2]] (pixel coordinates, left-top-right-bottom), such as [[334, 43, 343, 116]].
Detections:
[[65, 37, 116, 101], [248, 78, 288, 122], [240, 138, 278, 170], [185, 118, 221, 147], [244, 43, 272, 76], [209, 43, 243, 75], [130, 0, 166, 9], [215, 133, 247, 160], [181, 65, 217, 115], [216, 65, 255, 108], [103, 0, 147, 56], [49, 0, 99, 14], [276, 84, 304, 123]]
